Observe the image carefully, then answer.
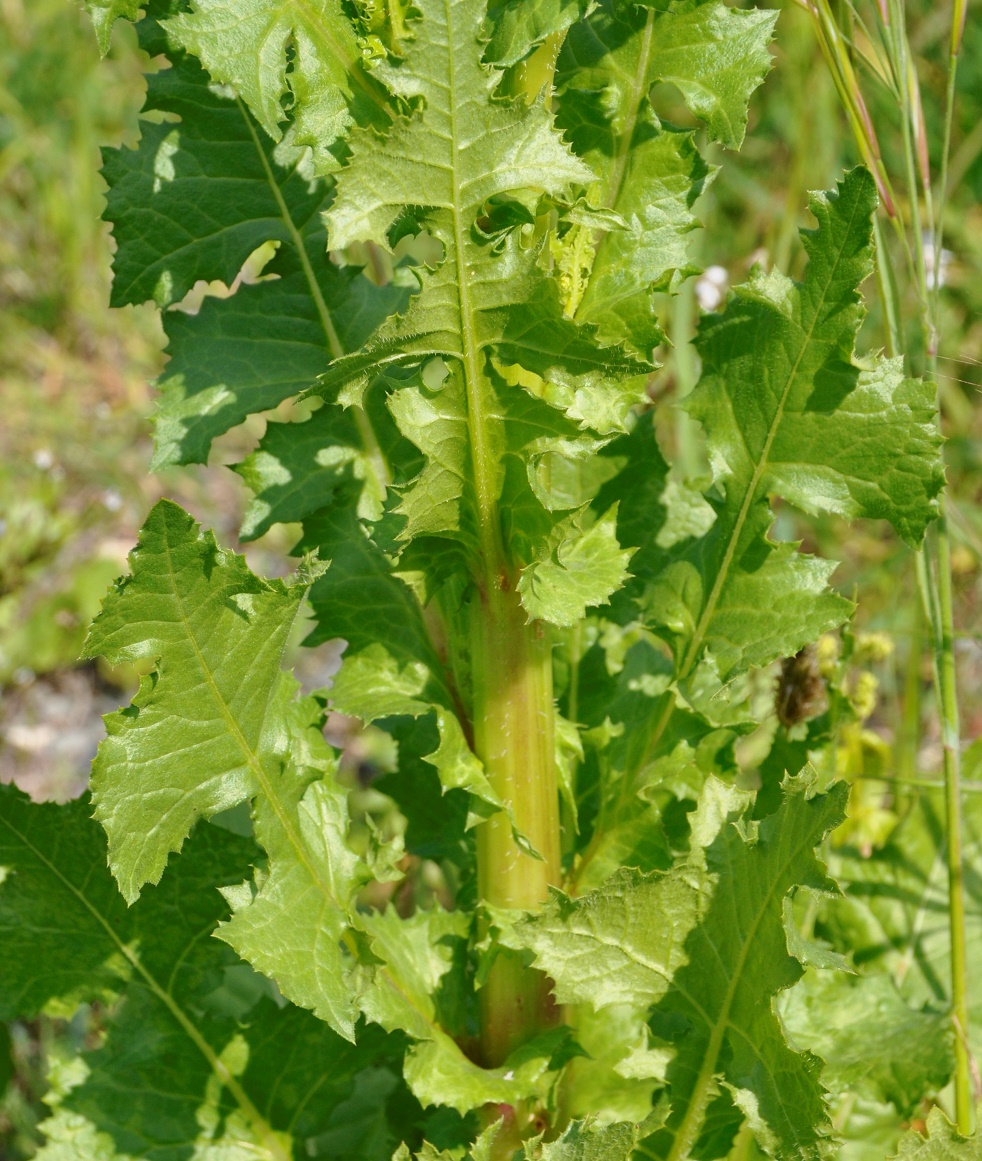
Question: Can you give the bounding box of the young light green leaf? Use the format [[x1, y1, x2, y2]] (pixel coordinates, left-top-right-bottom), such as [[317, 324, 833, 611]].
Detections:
[[165, 0, 369, 167], [561, 126, 710, 352], [516, 866, 701, 1010], [558, 1, 775, 157], [387, 372, 479, 550], [358, 908, 556, 1114], [484, 0, 591, 68], [328, 643, 434, 721], [325, 0, 590, 253], [328, 642, 509, 830], [318, 0, 651, 573], [396, 1119, 642, 1161], [84, 0, 141, 54], [84, 502, 419, 1040], [534, 1119, 641, 1161], [364, 360, 628, 579], [33, 1108, 125, 1161], [216, 713, 367, 1040], [517, 505, 634, 627], [688, 168, 943, 547], [561, 1007, 669, 1125], [552, 0, 773, 350], [84, 500, 306, 901], [638, 0, 776, 149], [647, 505, 852, 686], [891, 1109, 982, 1159]]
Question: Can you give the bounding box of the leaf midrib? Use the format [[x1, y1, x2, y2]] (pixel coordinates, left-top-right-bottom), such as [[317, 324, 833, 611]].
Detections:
[[239, 102, 396, 514], [663, 815, 830, 1161], [158, 526, 344, 943]]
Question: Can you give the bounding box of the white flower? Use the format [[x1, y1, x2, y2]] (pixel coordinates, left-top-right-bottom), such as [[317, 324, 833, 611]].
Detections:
[[922, 230, 953, 290], [695, 264, 728, 312]]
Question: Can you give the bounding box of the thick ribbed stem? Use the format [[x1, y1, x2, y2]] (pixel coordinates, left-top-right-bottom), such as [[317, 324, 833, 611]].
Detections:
[[472, 580, 561, 1067]]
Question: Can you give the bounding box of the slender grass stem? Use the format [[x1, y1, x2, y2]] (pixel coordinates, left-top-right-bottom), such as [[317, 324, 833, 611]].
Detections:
[[932, 48, 960, 370], [889, 0, 932, 347], [856, 773, 982, 793], [872, 211, 901, 357], [915, 1, 973, 1123], [897, 599, 923, 808], [935, 511, 974, 1132]]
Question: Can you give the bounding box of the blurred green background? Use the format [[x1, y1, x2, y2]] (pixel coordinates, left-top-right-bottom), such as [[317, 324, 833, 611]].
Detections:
[[0, 0, 979, 1154]]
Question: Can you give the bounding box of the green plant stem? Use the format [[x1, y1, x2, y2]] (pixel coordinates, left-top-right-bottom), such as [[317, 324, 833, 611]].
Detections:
[[932, 43, 961, 330], [472, 581, 561, 1066], [889, 0, 932, 350], [872, 211, 901, 358], [917, 515, 972, 1133], [898, 598, 923, 791], [915, 19, 972, 1126], [857, 773, 982, 793], [462, 22, 573, 1073], [934, 512, 973, 1132]]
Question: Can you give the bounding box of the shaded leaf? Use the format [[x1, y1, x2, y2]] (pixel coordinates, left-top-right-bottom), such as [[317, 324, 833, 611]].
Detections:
[[647, 776, 847, 1161]]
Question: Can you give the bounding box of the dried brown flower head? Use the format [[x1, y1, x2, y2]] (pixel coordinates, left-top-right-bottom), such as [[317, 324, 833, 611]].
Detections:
[[775, 645, 828, 728]]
